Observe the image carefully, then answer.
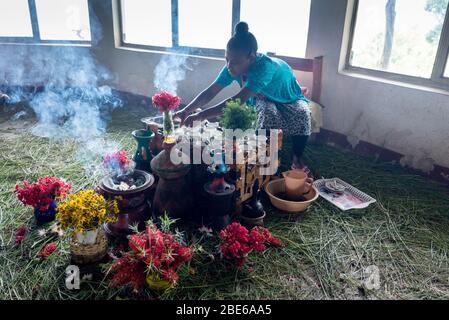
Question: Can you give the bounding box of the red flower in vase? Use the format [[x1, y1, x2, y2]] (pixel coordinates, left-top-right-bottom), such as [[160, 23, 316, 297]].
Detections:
[[15, 176, 71, 211], [152, 91, 181, 113], [110, 222, 193, 290]]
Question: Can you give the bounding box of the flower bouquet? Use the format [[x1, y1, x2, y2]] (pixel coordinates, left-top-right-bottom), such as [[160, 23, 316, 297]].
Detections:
[[151, 91, 181, 144], [219, 222, 282, 267], [110, 217, 193, 291], [56, 189, 119, 245], [15, 176, 71, 224]]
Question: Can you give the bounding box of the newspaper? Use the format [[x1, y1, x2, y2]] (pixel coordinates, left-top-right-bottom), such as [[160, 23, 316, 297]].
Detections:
[[313, 178, 376, 211]]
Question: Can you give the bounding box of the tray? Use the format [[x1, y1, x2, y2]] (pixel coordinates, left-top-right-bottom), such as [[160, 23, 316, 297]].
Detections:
[[313, 178, 376, 211]]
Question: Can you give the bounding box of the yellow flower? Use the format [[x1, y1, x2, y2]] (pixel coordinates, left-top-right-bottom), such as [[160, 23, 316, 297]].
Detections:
[[56, 189, 120, 232]]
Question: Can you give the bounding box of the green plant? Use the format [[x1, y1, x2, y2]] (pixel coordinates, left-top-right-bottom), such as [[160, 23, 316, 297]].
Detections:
[[219, 99, 257, 131]]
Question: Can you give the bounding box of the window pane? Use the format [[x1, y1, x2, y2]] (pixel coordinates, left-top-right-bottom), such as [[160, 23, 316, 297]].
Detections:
[[240, 0, 311, 58], [178, 0, 232, 49], [0, 0, 33, 37], [121, 0, 172, 47], [35, 0, 91, 41], [350, 0, 449, 78]]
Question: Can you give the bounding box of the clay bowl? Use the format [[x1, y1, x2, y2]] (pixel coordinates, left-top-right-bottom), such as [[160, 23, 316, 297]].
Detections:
[[265, 178, 319, 213]]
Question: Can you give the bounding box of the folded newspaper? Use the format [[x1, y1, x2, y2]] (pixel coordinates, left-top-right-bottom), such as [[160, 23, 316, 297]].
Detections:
[[313, 178, 376, 211]]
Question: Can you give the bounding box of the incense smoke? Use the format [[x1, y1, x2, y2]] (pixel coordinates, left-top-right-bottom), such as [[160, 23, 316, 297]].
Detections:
[[153, 52, 194, 95]]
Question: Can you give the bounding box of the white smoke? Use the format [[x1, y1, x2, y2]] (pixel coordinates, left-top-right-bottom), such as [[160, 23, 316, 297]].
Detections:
[[153, 52, 194, 95]]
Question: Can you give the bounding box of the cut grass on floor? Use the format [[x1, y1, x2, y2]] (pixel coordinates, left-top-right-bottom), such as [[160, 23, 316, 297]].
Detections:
[[1, 108, 449, 300]]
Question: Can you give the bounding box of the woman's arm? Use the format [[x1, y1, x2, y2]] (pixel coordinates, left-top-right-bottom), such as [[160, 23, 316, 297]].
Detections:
[[183, 87, 256, 126], [175, 82, 224, 120]]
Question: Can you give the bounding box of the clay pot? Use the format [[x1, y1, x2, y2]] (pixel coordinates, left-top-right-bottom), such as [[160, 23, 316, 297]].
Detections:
[[282, 170, 313, 201]]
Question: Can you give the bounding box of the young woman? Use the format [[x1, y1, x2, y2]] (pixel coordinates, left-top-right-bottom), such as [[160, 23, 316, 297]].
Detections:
[[176, 22, 312, 172]]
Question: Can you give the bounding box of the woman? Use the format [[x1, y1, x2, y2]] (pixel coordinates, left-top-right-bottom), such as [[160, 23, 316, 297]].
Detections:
[[176, 22, 312, 172]]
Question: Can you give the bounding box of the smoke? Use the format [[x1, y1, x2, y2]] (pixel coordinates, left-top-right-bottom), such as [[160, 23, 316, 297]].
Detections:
[[0, 4, 123, 177], [153, 52, 194, 95]]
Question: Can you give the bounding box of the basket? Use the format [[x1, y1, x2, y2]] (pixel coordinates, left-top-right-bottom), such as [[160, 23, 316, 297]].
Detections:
[[70, 228, 108, 265]]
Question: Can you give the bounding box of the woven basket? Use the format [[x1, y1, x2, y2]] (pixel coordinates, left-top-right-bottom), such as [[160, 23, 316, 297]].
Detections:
[[70, 228, 108, 265]]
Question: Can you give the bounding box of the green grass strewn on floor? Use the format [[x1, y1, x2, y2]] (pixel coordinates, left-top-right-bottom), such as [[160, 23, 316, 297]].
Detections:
[[1, 107, 449, 300]]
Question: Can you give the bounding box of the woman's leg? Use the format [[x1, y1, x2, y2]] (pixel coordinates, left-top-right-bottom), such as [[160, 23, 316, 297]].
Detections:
[[291, 135, 309, 170]]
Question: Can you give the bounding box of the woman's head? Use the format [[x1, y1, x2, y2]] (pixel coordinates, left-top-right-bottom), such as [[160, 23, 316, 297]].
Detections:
[[226, 22, 258, 77]]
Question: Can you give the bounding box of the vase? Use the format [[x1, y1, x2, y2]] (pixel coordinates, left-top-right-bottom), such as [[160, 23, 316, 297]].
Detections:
[[163, 110, 176, 144], [132, 129, 154, 172], [146, 273, 173, 291], [75, 228, 99, 245], [34, 200, 57, 224]]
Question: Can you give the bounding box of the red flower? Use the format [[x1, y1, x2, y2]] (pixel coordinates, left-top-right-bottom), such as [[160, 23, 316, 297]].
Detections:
[[219, 223, 282, 267], [110, 223, 193, 289], [15, 225, 27, 243], [15, 176, 71, 211], [38, 242, 57, 257], [152, 91, 181, 112]]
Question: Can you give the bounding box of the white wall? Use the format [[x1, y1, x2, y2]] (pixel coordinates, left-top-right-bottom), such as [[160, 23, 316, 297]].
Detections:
[[1, 0, 448, 172], [306, 0, 449, 171]]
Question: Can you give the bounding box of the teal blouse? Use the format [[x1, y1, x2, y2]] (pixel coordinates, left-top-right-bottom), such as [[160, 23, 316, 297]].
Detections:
[[215, 53, 308, 106]]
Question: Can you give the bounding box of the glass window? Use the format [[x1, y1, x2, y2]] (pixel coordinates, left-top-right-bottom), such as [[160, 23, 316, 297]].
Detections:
[[35, 0, 91, 41], [0, 0, 33, 37], [121, 0, 172, 47], [240, 0, 311, 58], [178, 0, 232, 49], [445, 55, 449, 77], [349, 0, 449, 78]]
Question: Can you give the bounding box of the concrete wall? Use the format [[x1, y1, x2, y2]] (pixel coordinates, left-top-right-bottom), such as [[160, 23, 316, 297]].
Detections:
[[1, 0, 448, 172], [307, 0, 449, 171]]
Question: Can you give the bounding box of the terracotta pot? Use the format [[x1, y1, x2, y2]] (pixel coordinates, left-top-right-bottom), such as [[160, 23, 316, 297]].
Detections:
[[282, 170, 313, 201], [265, 178, 319, 213]]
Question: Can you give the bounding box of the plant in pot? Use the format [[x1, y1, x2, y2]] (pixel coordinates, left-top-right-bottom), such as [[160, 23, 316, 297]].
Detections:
[[56, 189, 120, 245], [110, 215, 194, 292], [15, 176, 71, 224], [219, 98, 257, 159]]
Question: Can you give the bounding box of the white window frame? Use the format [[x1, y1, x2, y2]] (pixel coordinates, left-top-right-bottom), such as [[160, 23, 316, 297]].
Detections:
[[0, 0, 93, 46], [344, 0, 449, 90]]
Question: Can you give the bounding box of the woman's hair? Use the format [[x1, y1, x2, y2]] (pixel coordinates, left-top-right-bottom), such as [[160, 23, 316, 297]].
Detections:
[[227, 21, 258, 56]]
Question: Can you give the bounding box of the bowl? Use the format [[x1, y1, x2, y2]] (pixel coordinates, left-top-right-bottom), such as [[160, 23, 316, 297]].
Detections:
[[265, 178, 319, 213]]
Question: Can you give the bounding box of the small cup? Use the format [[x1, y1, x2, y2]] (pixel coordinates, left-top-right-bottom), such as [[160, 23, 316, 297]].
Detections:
[[282, 170, 313, 201]]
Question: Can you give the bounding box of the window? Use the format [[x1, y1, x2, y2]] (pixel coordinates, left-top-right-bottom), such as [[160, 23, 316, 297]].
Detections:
[[347, 0, 449, 86], [118, 0, 311, 58], [35, 0, 91, 41], [240, 0, 311, 57], [0, 0, 92, 44], [178, 0, 232, 49], [0, 0, 33, 37], [121, 0, 172, 47]]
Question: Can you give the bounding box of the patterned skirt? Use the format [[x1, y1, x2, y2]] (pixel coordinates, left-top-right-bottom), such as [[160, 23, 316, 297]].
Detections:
[[254, 98, 312, 137]]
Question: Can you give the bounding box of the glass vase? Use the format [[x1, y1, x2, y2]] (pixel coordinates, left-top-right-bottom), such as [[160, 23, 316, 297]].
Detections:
[[163, 110, 176, 144]]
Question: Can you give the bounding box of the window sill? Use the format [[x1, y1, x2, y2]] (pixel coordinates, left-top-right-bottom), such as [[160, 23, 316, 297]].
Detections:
[[0, 41, 91, 47], [339, 69, 449, 96], [116, 44, 226, 61]]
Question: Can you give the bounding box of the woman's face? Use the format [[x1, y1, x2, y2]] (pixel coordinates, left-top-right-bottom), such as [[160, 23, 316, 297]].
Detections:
[[225, 49, 254, 77]]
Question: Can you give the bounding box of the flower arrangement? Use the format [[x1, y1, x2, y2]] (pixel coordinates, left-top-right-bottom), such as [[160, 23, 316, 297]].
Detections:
[[56, 189, 119, 233], [103, 150, 133, 175], [15, 176, 71, 211], [152, 91, 181, 143], [110, 216, 193, 291], [219, 99, 257, 131], [219, 222, 282, 267]]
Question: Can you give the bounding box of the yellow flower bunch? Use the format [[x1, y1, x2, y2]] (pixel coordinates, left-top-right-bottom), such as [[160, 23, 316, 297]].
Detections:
[[56, 189, 119, 232]]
